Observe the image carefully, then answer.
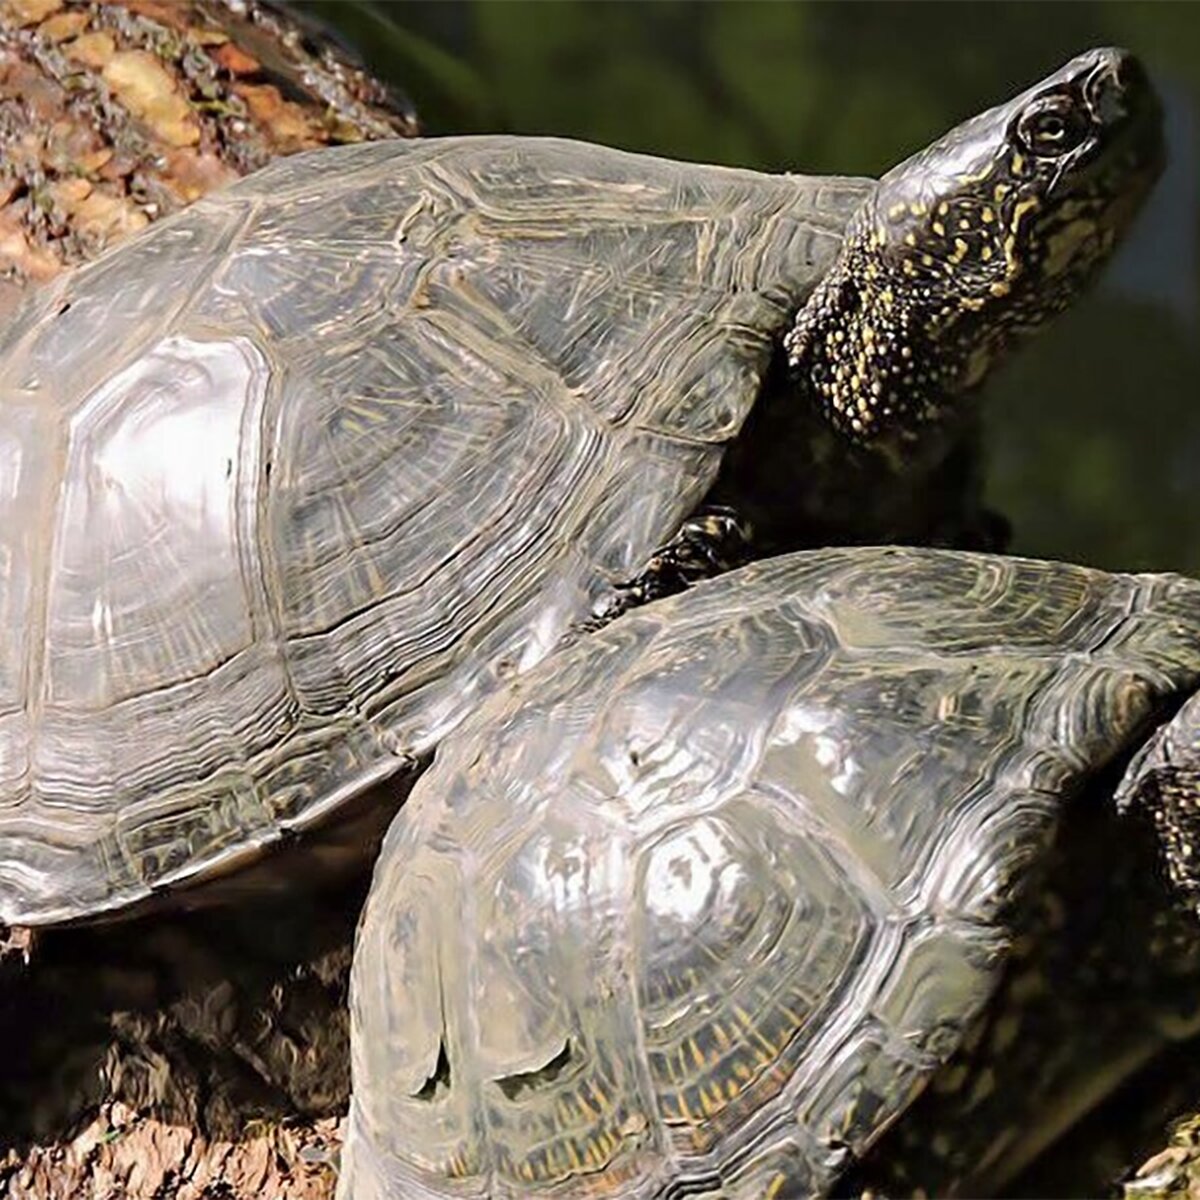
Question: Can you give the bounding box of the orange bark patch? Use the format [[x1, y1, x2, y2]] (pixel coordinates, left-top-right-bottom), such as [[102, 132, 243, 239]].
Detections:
[[162, 148, 239, 204], [64, 29, 116, 69], [74, 187, 150, 240], [212, 41, 260, 76], [36, 7, 86, 40], [102, 49, 201, 147], [0, 0, 61, 27], [234, 81, 318, 150]]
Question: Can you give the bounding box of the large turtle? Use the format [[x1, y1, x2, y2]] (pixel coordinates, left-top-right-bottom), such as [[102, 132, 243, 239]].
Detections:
[[338, 547, 1200, 1199], [0, 48, 1160, 929]]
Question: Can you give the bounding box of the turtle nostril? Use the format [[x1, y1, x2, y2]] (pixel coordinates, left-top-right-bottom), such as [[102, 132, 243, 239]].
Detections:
[[1086, 63, 1125, 124], [1113, 52, 1149, 97], [1085, 50, 1152, 126]]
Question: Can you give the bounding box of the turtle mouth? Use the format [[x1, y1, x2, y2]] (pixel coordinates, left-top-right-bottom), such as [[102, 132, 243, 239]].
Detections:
[[1082, 49, 1136, 126], [1070, 50, 1164, 189]]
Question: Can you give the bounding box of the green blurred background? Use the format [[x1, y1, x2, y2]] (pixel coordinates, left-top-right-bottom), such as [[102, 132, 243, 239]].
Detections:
[[307, 0, 1199, 574]]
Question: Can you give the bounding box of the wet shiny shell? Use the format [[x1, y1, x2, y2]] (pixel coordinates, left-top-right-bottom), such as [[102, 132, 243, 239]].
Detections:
[[341, 547, 1200, 1199], [0, 137, 871, 927]]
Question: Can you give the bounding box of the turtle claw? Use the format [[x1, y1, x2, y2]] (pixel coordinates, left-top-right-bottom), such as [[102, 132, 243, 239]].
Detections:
[[590, 506, 754, 627]]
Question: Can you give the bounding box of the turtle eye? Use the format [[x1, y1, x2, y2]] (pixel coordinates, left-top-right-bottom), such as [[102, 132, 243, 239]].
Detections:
[[1017, 98, 1090, 157]]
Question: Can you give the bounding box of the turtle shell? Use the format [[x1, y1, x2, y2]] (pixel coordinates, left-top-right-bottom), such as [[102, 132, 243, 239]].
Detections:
[[0, 137, 870, 926], [340, 547, 1200, 1199]]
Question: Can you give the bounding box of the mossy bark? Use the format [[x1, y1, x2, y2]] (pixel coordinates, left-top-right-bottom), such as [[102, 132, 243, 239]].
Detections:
[[0, 3, 415, 1196], [1126, 1115, 1200, 1200], [0, 886, 363, 1199], [0, 0, 418, 317]]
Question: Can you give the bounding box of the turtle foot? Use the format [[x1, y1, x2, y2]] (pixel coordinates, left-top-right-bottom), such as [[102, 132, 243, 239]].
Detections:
[[589, 506, 753, 627]]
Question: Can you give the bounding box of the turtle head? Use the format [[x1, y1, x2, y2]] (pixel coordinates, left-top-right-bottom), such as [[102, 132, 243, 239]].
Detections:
[[787, 47, 1163, 445]]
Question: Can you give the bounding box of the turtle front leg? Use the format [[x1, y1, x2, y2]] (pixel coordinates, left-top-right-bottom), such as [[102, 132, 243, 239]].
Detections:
[[589, 506, 753, 627], [1117, 692, 1200, 919]]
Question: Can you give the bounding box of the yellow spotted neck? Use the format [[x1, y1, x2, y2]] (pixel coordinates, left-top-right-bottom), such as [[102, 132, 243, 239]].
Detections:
[[784, 237, 983, 445], [785, 173, 1083, 446]]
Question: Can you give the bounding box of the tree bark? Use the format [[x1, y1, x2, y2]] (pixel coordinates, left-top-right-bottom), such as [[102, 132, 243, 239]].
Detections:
[[1127, 1114, 1200, 1200], [1, 884, 366, 1199], [0, 0, 418, 317], [0, 3, 416, 1196]]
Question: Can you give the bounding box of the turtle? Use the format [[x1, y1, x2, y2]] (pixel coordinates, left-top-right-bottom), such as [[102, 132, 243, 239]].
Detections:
[[337, 546, 1200, 1200], [0, 47, 1160, 930]]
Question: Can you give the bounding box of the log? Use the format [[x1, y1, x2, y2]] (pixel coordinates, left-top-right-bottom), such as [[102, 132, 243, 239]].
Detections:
[[1, 885, 365, 1199], [0, 0, 417, 316], [0, 3, 416, 1196]]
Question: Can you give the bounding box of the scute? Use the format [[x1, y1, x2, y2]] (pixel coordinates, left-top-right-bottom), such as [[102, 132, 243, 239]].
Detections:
[[0, 205, 252, 403], [341, 548, 1200, 1198], [0, 137, 871, 926], [46, 335, 267, 707], [635, 802, 873, 1160]]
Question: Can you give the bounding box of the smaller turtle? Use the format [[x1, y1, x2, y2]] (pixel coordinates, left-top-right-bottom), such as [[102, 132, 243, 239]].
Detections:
[[339, 547, 1200, 1199]]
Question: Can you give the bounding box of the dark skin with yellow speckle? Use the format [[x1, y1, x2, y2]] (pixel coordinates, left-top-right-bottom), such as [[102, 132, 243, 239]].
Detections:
[[787, 47, 1162, 447]]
